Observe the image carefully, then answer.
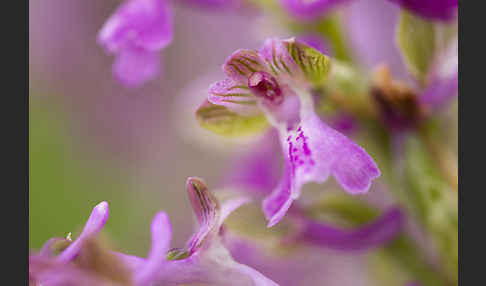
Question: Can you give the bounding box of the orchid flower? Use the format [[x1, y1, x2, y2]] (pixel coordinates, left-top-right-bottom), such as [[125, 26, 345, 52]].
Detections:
[[98, 0, 173, 87], [30, 178, 279, 286], [279, 0, 458, 21], [197, 38, 380, 227]]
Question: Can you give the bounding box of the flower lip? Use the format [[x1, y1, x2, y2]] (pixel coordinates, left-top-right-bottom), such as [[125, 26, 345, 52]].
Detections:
[[248, 72, 284, 105]]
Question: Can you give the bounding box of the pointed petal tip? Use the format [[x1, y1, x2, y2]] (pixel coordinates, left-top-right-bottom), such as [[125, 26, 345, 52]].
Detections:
[[95, 201, 109, 214], [263, 198, 290, 228], [186, 176, 206, 185], [55, 201, 110, 262], [186, 177, 220, 227], [87, 201, 110, 232], [152, 211, 171, 232], [150, 211, 172, 253], [266, 218, 279, 228], [135, 211, 172, 285], [186, 177, 208, 194]]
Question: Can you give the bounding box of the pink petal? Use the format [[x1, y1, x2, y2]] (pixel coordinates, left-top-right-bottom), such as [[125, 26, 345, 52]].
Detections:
[[98, 0, 173, 53], [113, 45, 160, 87], [134, 212, 172, 285], [56, 201, 109, 262], [264, 112, 380, 226]]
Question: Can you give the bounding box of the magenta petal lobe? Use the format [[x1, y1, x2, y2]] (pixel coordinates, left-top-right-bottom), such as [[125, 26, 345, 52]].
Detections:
[[56, 201, 110, 262], [262, 161, 295, 228], [387, 0, 458, 21], [134, 212, 172, 285], [113, 46, 160, 88], [98, 0, 173, 53], [98, 0, 172, 86], [298, 207, 404, 251]]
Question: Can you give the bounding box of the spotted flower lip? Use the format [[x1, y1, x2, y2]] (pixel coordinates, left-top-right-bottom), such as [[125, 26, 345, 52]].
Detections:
[[30, 179, 278, 286], [203, 37, 380, 227], [97, 0, 173, 87]]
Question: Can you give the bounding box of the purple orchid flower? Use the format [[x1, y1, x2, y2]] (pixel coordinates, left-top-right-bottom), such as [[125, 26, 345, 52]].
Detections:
[[202, 38, 380, 227], [98, 0, 173, 88], [279, 0, 457, 21], [30, 178, 279, 286]]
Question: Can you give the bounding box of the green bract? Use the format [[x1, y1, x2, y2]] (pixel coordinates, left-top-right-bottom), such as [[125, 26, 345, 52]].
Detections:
[[196, 101, 268, 138], [404, 136, 458, 284], [166, 248, 191, 261], [396, 11, 436, 83], [285, 39, 332, 86]]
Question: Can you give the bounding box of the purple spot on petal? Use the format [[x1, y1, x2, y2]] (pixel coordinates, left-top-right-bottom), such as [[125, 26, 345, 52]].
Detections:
[[303, 142, 311, 156]]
